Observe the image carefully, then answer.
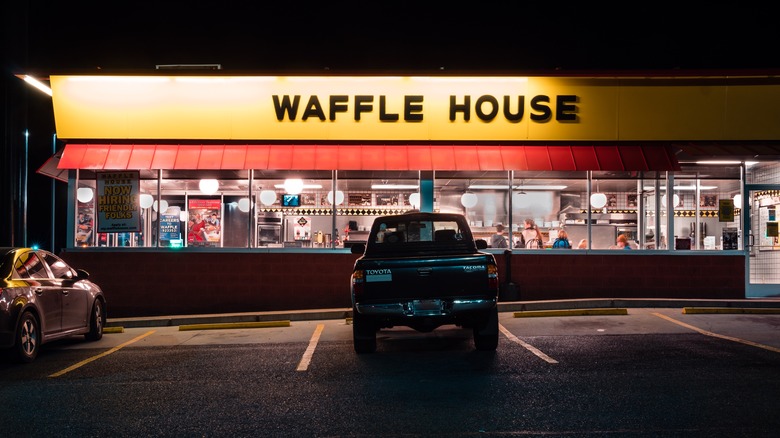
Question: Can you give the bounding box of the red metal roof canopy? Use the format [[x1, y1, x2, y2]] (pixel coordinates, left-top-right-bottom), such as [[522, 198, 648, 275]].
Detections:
[[56, 144, 680, 172]]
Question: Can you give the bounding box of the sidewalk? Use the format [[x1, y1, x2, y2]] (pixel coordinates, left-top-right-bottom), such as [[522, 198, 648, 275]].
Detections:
[[106, 297, 780, 329]]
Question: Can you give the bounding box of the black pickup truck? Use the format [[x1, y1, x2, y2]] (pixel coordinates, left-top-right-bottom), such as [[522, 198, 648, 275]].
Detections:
[[349, 212, 499, 353]]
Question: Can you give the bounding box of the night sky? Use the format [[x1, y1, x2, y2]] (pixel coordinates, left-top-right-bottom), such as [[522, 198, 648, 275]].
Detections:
[[17, 4, 780, 74]]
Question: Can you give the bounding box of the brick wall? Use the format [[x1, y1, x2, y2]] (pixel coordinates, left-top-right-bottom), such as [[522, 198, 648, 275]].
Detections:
[[59, 250, 745, 318]]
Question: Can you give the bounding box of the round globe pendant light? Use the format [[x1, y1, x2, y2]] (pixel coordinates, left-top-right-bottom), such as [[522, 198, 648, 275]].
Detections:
[[199, 179, 219, 195], [460, 192, 478, 208], [590, 193, 607, 209], [409, 192, 420, 209], [733, 193, 742, 208], [152, 200, 168, 213], [661, 194, 680, 208], [139, 194, 154, 209], [327, 190, 345, 205], [77, 187, 94, 203], [259, 190, 277, 206], [238, 198, 251, 212]]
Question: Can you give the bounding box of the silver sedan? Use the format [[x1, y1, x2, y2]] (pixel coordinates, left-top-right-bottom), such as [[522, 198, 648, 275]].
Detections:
[[0, 247, 106, 363]]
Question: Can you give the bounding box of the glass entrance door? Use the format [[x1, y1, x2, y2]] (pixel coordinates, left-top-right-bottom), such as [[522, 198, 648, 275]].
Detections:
[[746, 185, 780, 298]]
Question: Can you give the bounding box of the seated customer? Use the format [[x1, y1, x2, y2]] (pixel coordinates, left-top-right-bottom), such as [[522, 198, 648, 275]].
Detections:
[[616, 234, 632, 250], [551, 229, 571, 248]]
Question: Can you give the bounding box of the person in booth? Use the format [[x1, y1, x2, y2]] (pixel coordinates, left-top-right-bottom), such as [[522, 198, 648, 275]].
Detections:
[[616, 234, 632, 250], [491, 223, 508, 248]]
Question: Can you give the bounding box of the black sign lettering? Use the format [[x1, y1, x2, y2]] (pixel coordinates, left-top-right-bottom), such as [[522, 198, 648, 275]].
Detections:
[[404, 96, 424, 122], [530, 95, 552, 122]]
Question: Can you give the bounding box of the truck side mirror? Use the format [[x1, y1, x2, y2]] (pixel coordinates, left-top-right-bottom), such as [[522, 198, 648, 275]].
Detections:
[[350, 243, 366, 254], [475, 239, 488, 250]]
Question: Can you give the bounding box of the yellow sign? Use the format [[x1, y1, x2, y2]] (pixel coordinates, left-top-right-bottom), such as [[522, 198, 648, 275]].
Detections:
[[50, 75, 780, 142]]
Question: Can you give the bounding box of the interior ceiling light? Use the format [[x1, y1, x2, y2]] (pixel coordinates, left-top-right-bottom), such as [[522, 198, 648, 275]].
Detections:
[[733, 194, 742, 207], [468, 184, 567, 190], [590, 193, 607, 209], [327, 190, 345, 205], [460, 192, 478, 208], [275, 179, 322, 193], [408, 193, 420, 209], [590, 179, 606, 209], [259, 190, 277, 206], [76, 187, 94, 203], [661, 194, 681, 208], [643, 185, 717, 191], [199, 179, 219, 195], [371, 184, 419, 189], [152, 200, 169, 213], [238, 198, 252, 212], [139, 194, 154, 209]]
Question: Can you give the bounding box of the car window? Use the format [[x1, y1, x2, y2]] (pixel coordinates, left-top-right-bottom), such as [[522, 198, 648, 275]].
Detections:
[[15, 251, 49, 279], [41, 252, 74, 279]]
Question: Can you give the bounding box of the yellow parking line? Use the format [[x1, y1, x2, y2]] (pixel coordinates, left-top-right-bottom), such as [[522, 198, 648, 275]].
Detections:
[[683, 307, 780, 315], [652, 313, 780, 353], [49, 330, 156, 378], [297, 324, 324, 372], [499, 324, 558, 364], [178, 320, 290, 331], [514, 308, 628, 318]]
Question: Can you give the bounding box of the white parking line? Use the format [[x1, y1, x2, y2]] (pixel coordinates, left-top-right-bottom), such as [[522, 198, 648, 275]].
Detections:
[[296, 324, 325, 371], [499, 324, 558, 364]]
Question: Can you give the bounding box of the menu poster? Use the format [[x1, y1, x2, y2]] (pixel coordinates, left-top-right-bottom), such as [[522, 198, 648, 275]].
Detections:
[[76, 200, 95, 246], [96, 171, 141, 233], [187, 199, 221, 247], [160, 206, 182, 244]]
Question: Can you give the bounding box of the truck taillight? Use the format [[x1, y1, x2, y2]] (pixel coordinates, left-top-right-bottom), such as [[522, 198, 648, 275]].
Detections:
[[352, 270, 365, 297], [487, 264, 499, 290]]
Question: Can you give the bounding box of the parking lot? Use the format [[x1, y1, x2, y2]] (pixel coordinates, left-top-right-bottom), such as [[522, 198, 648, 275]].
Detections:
[[2, 305, 779, 437]]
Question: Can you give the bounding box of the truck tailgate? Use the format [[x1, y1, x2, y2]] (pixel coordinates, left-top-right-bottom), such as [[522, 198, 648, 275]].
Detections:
[[357, 254, 493, 301]]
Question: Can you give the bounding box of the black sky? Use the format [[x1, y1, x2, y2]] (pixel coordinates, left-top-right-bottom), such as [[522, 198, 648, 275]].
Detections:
[[18, 4, 780, 75]]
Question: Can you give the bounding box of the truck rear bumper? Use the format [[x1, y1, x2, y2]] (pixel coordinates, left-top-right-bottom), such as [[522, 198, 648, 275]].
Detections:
[[356, 298, 497, 317]]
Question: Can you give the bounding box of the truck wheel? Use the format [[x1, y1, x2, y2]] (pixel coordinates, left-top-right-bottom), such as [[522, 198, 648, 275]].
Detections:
[[13, 311, 40, 363], [352, 307, 377, 354], [473, 307, 499, 351]]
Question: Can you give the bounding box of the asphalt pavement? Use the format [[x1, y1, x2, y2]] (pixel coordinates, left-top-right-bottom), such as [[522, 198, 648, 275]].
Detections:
[[106, 297, 780, 329]]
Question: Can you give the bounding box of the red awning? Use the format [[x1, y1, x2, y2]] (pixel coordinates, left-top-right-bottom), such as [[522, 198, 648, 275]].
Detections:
[[56, 144, 680, 172]]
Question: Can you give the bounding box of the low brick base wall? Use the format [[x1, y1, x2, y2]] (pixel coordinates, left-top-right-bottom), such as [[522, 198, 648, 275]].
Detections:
[[59, 249, 745, 318]]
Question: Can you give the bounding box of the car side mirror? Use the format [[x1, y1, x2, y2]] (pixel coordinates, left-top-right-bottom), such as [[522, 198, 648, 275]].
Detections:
[[75, 268, 90, 279], [475, 239, 488, 250], [350, 243, 366, 254]]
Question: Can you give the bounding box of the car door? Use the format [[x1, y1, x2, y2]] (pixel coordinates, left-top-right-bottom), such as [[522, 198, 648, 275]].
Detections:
[[15, 250, 62, 334], [40, 251, 89, 332]]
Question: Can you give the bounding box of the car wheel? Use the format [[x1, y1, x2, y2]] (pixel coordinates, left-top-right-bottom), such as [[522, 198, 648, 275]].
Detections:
[[85, 299, 104, 341], [13, 311, 40, 363], [473, 307, 499, 351], [352, 307, 376, 354]]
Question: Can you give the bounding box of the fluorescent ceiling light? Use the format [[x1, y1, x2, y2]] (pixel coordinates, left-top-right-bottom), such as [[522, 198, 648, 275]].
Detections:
[[468, 184, 567, 190], [696, 160, 758, 167], [371, 184, 419, 189], [22, 75, 53, 96], [514, 185, 568, 190], [273, 183, 322, 189], [643, 185, 717, 191]]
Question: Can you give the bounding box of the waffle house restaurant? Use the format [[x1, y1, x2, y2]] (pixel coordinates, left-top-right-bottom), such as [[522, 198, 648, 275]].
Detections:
[[44, 74, 780, 317]]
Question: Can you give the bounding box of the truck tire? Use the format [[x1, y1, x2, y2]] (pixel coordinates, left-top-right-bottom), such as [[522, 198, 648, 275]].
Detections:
[[352, 307, 377, 354], [473, 307, 499, 351]]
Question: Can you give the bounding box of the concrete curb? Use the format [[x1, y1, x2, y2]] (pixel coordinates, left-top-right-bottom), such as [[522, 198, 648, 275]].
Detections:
[[106, 298, 780, 329]]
